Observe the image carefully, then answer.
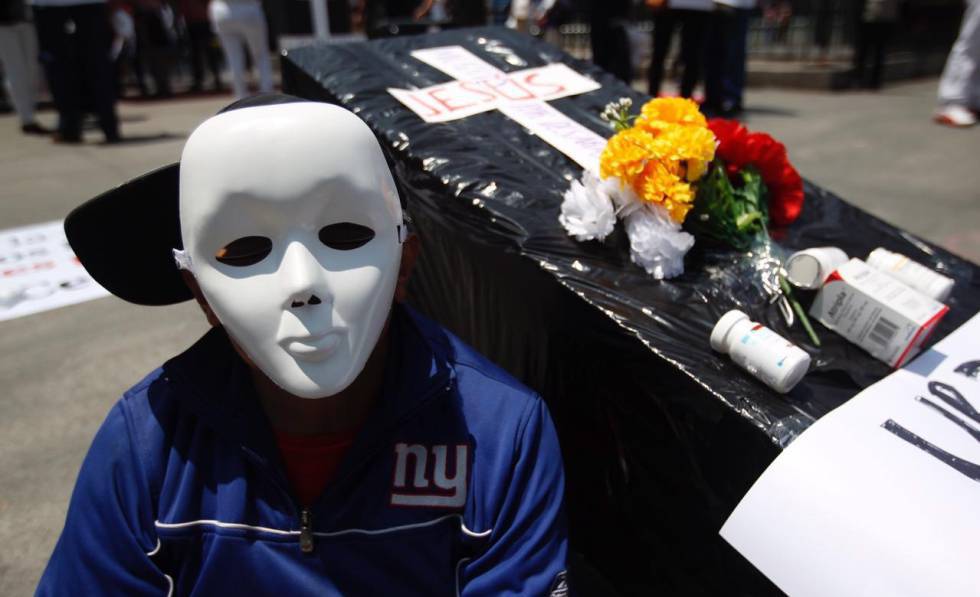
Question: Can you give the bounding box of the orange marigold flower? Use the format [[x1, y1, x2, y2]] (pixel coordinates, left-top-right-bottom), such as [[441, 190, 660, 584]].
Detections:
[[657, 126, 716, 163], [632, 160, 696, 223], [600, 128, 658, 183], [636, 97, 707, 133], [664, 181, 695, 221], [598, 97, 715, 224]]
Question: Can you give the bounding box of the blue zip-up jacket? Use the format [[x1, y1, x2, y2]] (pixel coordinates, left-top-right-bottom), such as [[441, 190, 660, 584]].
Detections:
[[37, 305, 569, 596]]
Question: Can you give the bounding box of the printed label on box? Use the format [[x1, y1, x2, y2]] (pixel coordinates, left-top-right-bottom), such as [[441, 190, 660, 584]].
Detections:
[[810, 259, 948, 367]]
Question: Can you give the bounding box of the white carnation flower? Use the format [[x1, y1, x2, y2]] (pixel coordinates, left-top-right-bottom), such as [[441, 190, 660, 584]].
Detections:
[[621, 202, 694, 279], [559, 171, 616, 242]]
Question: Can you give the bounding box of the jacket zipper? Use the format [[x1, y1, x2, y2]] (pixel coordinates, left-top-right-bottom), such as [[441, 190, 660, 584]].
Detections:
[[300, 508, 314, 554], [234, 378, 454, 556]]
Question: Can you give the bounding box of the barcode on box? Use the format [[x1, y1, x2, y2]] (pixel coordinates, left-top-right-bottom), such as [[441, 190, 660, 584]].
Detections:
[[869, 317, 898, 347]]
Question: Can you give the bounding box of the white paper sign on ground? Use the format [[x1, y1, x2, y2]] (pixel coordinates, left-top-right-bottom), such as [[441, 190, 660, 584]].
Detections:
[[388, 45, 607, 171], [721, 312, 980, 597], [0, 221, 109, 322]]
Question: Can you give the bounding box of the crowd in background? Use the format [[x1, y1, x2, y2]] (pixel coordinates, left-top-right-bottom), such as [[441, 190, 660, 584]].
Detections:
[[0, 0, 978, 142]]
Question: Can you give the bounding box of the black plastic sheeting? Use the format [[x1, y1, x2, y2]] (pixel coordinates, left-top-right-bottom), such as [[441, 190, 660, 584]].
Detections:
[[282, 27, 980, 595]]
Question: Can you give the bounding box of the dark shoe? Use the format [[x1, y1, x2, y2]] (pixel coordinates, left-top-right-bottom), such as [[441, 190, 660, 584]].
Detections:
[[103, 132, 123, 144], [52, 132, 83, 144], [21, 122, 52, 135]]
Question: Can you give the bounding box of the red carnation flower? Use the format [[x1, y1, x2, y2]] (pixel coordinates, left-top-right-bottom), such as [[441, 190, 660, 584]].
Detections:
[[707, 119, 804, 227]]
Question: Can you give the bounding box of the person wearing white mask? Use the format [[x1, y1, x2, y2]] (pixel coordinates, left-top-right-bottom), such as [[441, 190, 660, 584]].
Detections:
[[208, 0, 273, 100], [38, 94, 570, 596]]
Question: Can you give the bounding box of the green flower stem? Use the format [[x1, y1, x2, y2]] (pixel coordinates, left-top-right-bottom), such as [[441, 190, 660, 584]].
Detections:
[[779, 274, 821, 347], [612, 114, 638, 132], [735, 211, 763, 231]]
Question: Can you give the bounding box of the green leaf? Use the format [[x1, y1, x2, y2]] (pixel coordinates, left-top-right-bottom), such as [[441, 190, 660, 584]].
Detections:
[[687, 161, 770, 251]]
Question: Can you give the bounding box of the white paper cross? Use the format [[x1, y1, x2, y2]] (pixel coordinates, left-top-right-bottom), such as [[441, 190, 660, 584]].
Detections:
[[388, 46, 608, 171]]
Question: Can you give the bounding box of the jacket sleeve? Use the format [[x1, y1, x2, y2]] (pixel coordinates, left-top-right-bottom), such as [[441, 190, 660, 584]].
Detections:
[[36, 401, 170, 596], [460, 397, 570, 597]]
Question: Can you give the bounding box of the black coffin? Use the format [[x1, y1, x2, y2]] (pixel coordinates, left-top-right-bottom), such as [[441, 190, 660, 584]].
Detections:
[[282, 27, 980, 595]]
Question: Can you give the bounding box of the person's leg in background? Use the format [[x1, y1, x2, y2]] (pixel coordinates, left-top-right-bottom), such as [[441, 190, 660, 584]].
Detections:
[[238, 3, 272, 94], [703, 6, 729, 114], [201, 21, 223, 90], [852, 19, 871, 88], [649, 10, 677, 97], [589, 0, 632, 84], [678, 9, 708, 98], [215, 28, 247, 99], [210, 1, 248, 100], [936, 0, 980, 126], [0, 21, 46, 133], [33, 5, 82, 142], [867, 21, 892, 90], [724, 7, 749, 113], [187, 20, 207, 92], [72, 2, 119, 141]]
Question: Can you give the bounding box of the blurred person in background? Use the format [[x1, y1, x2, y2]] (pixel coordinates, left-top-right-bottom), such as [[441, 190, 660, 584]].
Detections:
[[589, 0, 632, 83], [445, 0, 485, 25], [0, 0, 49, 134], [133, 0, 178, 97], [812, 0, 833, 65], [177, 0, 222, 93], [704, 0, 755, 116], [507, 0, 555, 32], [852, 0, 899, 90], [31, 0, 120, 143], [491, 0, 509, 24], [761, 0, 790, 44], [208, 0, 272, 100], [109, 1, 150, 97], [645, 0, 712, 98], [935, 0, 979, 127]]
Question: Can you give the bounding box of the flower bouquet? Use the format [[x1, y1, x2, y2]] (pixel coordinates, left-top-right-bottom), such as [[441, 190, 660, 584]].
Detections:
[[560, 97, 819, 343]]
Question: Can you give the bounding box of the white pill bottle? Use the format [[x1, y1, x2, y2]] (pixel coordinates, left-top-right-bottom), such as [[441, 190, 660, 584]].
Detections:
[[866, 248, 954, 303], [711, 310, 811, 394]]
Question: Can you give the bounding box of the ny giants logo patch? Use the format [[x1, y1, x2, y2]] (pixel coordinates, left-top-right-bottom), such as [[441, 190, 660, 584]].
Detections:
[[390, 443, 470, 508]]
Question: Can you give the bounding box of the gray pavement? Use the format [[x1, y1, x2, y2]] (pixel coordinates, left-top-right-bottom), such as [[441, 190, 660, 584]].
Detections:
[[1, 80, 978, 595]]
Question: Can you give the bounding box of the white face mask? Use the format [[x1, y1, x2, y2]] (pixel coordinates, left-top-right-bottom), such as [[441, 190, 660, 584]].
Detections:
[[177, 103, 403, 399]]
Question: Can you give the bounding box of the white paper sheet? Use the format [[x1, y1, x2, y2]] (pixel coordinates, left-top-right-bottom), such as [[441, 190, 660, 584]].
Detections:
[[0, 221, 110, 322], [721, 312, 980, 597]]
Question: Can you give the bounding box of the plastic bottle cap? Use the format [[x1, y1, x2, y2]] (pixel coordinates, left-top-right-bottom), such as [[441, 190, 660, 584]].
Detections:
[[785, 254, 821, 288], [710, 310, 749, 353], [866, 248, 889, 268], [928, 276, 954, 303]]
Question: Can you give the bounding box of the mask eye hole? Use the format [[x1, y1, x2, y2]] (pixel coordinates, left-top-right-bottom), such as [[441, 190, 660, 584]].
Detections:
[[318, 223, 375, 251], [215, 236, 272, 266]]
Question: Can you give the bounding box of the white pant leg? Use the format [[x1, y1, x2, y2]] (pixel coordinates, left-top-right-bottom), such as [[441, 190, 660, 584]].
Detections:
[[215, 28, 248, 99], [237, 6, 273, 93], [211, 0, 248, 99], [0, 22, 38, 125], [938, 0, 980, 107]]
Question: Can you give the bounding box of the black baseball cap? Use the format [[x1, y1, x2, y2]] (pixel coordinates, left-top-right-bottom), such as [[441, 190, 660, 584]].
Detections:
[[67, 94, 320, 306]]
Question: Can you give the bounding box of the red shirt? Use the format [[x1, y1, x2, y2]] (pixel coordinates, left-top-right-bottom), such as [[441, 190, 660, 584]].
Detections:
[[274, 429, 358, 507]]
